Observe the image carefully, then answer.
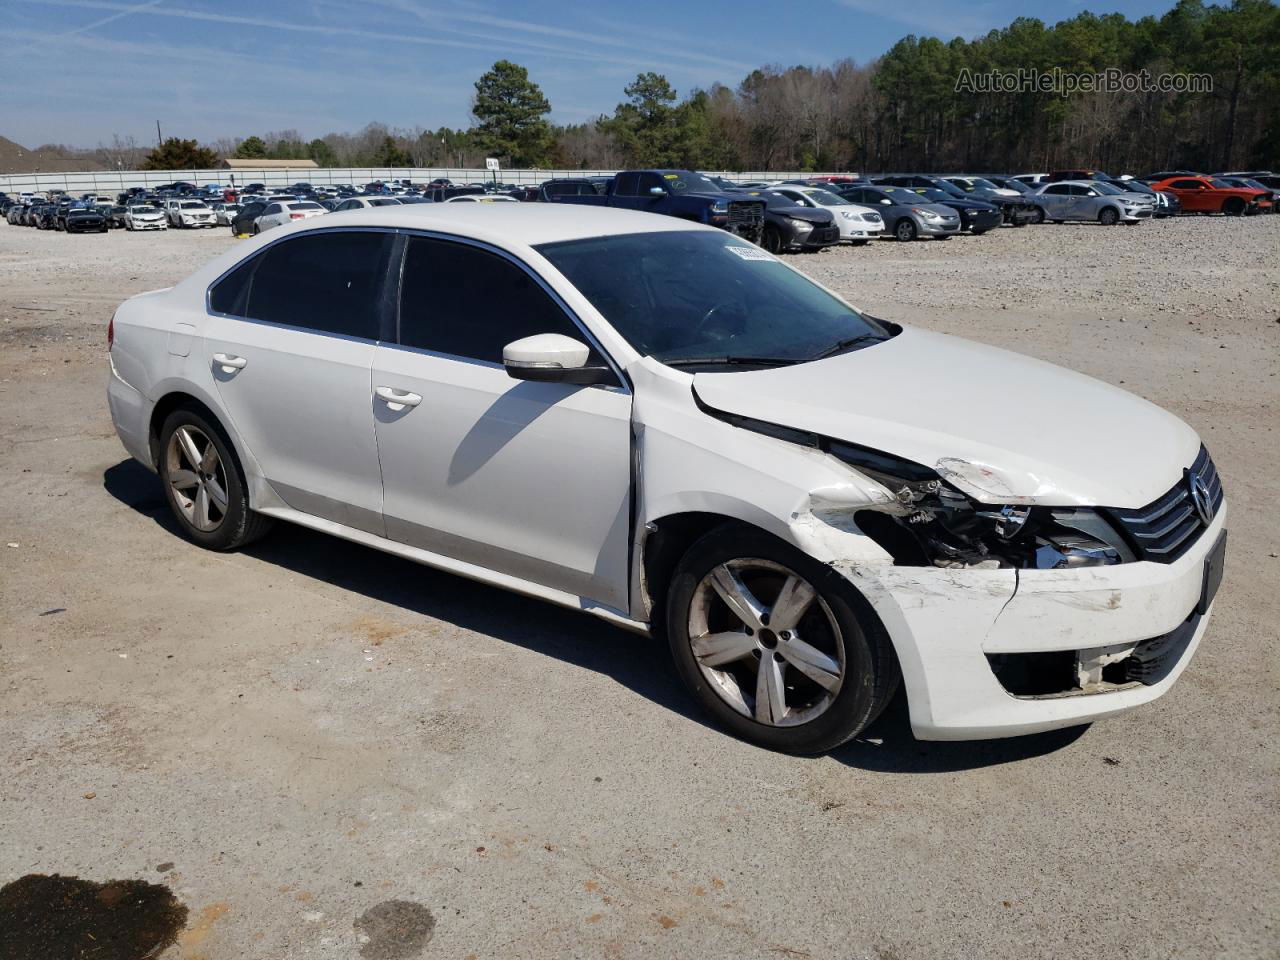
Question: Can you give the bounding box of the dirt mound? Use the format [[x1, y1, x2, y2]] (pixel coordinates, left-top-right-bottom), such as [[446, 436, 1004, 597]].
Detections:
[[0, 135, 105, 174]]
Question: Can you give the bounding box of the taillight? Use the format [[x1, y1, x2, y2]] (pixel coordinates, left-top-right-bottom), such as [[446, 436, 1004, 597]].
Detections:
[[107, 316, 114, 351], [289, 213, 305, 219]]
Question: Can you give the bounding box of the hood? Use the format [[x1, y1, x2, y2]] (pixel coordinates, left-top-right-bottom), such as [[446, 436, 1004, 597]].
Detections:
[[892, 201, 957, 217], [691, 326, 1199, 508], [936, 197, 999, 211]]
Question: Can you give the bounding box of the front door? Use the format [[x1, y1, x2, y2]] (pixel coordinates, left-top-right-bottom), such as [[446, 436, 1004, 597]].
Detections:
[[370, 235, 633, 611]]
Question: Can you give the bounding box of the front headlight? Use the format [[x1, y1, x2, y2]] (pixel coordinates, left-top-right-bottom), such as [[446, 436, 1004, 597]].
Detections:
[[788, 217, 814, 231], [839, 210, 857, 219], [827, 442, 1134, 568], [710, 201, 728, 214], [914, 208, 943, 221]]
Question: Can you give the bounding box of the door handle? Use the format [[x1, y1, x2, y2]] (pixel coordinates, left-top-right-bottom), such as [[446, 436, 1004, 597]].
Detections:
[[213, 353, 247, 372], [375, 386, 422, 410]]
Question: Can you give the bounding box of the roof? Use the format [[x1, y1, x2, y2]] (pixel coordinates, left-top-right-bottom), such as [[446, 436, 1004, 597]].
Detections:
[[312, 203, 710, 246], [218, 158, 318, 169]]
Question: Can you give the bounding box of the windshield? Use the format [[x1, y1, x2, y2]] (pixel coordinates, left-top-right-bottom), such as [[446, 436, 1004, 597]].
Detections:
[[1209, 178, 1237, 189], [664, 172, 724, 195], [798, 188, 850, 206], [966, 178, 1002, 191], [180, 201, 206, 209], [130, 206, 158, 213], [989, 178, 1030, 193], [536, 231, 888, 367]]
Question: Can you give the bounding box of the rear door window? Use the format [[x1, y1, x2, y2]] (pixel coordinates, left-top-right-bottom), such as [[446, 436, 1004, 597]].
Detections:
[[209, 231, 394, 340]]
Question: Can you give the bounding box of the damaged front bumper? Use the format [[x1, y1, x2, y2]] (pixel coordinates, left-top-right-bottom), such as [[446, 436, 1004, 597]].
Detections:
[[837, 505, 1226, 741]]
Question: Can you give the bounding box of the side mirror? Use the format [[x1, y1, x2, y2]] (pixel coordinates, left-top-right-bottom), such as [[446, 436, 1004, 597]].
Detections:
[[648, 186, 666, 196], [503, 333, 616, 386], [880, 198, 892, 205]]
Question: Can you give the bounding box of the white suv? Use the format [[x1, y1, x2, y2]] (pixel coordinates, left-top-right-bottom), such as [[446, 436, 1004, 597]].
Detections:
[[106, 205, 1226, 753], [166, 199, 216, 228]]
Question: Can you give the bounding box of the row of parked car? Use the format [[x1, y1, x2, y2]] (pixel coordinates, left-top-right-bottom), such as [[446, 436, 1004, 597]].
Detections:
[[4, 167, 1275, 250]]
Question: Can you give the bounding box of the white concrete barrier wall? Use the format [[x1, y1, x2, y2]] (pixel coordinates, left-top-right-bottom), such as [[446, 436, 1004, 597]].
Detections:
[[0, 167, 847, 195]]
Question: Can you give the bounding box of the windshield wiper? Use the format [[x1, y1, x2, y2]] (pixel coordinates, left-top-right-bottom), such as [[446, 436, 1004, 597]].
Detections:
[[663, 355, 802, 368], [810, 334, 886, 360]]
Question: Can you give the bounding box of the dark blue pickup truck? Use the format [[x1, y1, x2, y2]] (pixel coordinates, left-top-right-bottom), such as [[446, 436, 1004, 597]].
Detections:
[[548, 170, 765, 243]]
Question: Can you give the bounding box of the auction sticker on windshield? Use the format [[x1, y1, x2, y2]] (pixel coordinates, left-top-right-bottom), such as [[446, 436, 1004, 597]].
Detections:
[[725, 244, 777, 262]]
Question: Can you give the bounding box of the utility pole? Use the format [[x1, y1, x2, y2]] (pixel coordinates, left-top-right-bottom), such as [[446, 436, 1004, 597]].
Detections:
[[156, 121, 162, 147]]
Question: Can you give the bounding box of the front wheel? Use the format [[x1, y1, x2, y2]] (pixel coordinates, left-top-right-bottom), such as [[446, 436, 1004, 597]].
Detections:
[[848, 239, 869, 246], [894, 218, 917, 242], [761, 225, 783, 255], [1098, 207, 1119, 226], [665, 524, 900, 754], [158, 407, 273, 551], [1031, 206, 1046, 224]]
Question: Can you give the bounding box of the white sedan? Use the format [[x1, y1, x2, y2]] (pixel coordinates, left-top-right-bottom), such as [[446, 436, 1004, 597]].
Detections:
[[253, 201, 327, 232], [765, 186, 884, 243], [333, 197, 403, 211], [123, 205, 167, 231], [443, 194, 519, 202], [106, 204, 1226, 752]]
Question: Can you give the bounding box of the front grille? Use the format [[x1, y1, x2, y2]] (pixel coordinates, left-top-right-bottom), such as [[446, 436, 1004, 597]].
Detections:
[[1103, 445, 1223, 563], [811, 225, 840, 243], [727, 201, 763, 226]]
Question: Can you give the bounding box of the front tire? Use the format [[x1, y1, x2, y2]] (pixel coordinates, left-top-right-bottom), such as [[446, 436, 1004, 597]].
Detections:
[[158, 406, 273, 551], [1098, 207, 1119, 226], [894, 218, 917, 242], [1031, 206, 1046, 224], [761, 225, 783, 255], [665, 524, 900, 754]]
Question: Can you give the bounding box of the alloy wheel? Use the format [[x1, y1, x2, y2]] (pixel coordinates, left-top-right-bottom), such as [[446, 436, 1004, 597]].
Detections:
[[687, 559, 845, 727], [165, 425, 229, 532]]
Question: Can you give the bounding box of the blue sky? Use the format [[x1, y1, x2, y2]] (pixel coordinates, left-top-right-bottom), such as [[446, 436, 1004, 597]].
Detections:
[[3, 0, 1179, 148]]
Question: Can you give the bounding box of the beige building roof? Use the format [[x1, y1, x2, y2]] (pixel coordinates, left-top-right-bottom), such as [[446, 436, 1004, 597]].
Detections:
[[218, 158, 319, 169]]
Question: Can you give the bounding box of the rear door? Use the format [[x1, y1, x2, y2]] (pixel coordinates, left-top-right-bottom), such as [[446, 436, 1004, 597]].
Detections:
[[369, 234, 633, 610], [203, 229, 395, 534]]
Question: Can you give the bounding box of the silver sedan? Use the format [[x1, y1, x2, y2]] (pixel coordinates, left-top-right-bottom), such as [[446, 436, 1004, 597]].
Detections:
[[1030, 180, 1155, 225]]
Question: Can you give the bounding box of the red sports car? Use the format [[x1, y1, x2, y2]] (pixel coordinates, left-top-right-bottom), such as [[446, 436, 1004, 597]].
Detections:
[[1149, 176, 1271, 215]]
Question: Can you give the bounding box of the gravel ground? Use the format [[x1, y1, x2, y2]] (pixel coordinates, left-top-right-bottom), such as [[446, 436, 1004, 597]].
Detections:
[[1, 216, 1277, 960]]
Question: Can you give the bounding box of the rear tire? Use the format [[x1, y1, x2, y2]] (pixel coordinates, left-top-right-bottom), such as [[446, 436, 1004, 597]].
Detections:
[[158, 406, 274, 552], [665, 523, 900, 754]]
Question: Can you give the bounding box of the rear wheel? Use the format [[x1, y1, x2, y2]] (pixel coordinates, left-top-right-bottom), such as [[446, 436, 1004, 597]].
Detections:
[[666, 524, 900, 754], [894, 218, 917, 242], [158, 407, 273, 551], [1099, 207, 1119, 226]]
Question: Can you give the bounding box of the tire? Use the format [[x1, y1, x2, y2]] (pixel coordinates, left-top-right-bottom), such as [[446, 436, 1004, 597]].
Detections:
[[1031, 206, 1046, 224], [1098, 207, 1119, 226], [1222, 197, 1245, 216], [894, 218, 917, 242], [761, 225, 783, 255], [158, 406, 274, 551], [848, 239, 869, 246], [970, 228, 989, 236], [252, 223, 260, 235], [935, 234, 951, 241], [665, 523, 900, 754]]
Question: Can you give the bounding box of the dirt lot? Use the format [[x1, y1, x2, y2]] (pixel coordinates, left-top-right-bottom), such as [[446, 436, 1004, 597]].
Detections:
[[1, 216, 1277, 959]]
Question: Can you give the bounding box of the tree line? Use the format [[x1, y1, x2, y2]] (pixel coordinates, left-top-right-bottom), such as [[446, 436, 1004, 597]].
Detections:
[[69, 0, 1280, 174]]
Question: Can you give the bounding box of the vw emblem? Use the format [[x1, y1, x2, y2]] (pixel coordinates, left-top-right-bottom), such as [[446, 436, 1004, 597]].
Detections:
[[1187, 471, 1213, 525]]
